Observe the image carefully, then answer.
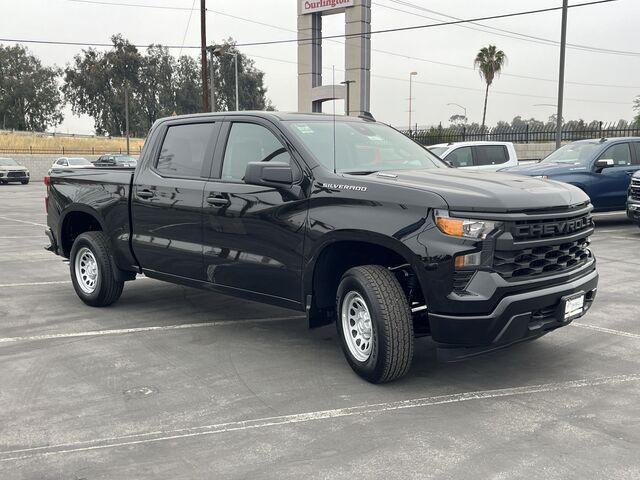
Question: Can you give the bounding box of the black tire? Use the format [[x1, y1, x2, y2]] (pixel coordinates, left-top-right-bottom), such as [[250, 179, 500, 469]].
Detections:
[[336, 265, 414, 383], [69, 231, 124, 307], [21, 179, 29, 185]]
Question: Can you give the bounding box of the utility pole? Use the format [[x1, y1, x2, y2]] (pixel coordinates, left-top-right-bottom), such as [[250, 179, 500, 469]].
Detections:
[[408, 71, 417, 135], [200, 0, 209, 112], [234, 53, 239, 111], [340, 80, 354, 115], [124, 82, 130, 155], [208, 47, 216, 112], [556, 0, 568, 149]]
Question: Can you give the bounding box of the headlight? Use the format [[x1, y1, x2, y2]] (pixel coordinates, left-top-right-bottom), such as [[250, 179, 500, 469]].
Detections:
[[434, 210, 497, 240]]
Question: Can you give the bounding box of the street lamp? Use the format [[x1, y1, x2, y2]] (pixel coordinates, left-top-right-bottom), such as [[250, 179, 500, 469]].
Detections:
[[340, 80, 355, 115], [408, 71, 418, 134], [446, 102, 467, 120], [209, 44, 240, 112]]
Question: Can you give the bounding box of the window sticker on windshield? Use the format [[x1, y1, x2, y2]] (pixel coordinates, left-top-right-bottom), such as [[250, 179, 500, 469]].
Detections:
[[295, 124, 314, 134], [367, 135, 384, 142]]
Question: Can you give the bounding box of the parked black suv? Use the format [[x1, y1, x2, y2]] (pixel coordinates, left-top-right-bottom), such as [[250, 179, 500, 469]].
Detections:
[[45, 112, 598, 383]]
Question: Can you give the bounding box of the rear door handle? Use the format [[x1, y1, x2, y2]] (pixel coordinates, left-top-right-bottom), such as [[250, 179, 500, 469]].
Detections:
[[206, 194, 230, 207], [137, 189, 155, 199]]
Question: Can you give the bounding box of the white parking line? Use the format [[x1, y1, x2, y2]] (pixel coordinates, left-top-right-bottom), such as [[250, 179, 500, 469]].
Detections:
[[0, 315, 305, 344], [573, 322, 640, 340], [0, 216, 47, 227], [0, 235, 45, 239], [1, 373, 638, 462], [0, 280, 71, 288]]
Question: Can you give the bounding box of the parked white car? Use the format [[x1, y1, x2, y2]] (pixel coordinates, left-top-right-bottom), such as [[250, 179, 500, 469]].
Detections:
[[51, 157, 95, 170], [428, 141, 518, 171]]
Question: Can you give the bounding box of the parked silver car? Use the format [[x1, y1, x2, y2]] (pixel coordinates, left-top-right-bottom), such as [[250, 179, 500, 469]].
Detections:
[[0, 157, 30, 184], [50, 157, 95, 171]]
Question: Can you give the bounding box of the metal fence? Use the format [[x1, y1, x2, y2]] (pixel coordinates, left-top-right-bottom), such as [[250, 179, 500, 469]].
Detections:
[[0, 146, 143, 155], [402, 122, 640, 146]]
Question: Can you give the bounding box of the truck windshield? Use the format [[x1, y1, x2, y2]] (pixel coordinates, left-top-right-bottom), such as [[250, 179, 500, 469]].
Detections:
[[0, 158, 18, 166], [287, 121, 446, 174], [540, 142, 600, 165]]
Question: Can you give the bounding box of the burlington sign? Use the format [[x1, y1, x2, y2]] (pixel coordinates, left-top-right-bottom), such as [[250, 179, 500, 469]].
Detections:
[[301, 0, 354, 14]]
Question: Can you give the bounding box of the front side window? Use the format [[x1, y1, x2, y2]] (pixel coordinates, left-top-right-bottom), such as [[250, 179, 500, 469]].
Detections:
[[156, 123, 216, 177], [474, 145, 508, 166], [633, 143, 640, 165], [599, 143, 631, 166], [222, 123, 289, 181], [447, 147, 473, 167], [287, 121, 445, 174]]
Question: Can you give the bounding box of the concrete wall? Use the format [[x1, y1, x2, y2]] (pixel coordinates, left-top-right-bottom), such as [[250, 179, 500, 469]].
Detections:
[[7, 155, 101, 181], [514, 142, 568, 162]]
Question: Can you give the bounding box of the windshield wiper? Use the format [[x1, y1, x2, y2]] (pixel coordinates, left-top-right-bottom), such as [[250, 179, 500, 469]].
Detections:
[[343, 170, 378, 175]]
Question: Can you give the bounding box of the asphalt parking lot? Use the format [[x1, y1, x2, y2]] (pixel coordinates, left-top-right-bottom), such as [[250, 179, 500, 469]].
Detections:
[[1, 182, 639, 479]]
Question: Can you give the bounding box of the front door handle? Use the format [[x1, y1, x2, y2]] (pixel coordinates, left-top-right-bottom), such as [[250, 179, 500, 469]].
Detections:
[[206, 195, 230, 207], [137, 189, 155, 199]]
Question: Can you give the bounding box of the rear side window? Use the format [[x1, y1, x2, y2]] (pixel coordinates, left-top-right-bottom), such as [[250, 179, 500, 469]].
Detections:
[[599, 143, 631, 166], [156, 123, 217, 177], [446, 147, 473, 167], [474, 145, 509, 166]]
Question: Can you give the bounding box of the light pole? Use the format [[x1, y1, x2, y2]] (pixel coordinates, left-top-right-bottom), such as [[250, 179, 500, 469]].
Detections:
[[446, 102, 467, 121], [340, 80, 355, 115], [408, 71, 417, 134]]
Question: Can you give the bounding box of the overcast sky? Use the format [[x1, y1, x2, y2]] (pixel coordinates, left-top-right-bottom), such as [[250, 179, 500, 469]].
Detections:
[[2, 0, 638, 134]]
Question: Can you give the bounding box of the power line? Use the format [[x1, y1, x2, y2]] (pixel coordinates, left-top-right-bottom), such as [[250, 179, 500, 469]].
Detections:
[[42, 0, 634, 89], [62, 0, 624, 49], [379, 0, 640, 57], [178, 0, 196, 57]]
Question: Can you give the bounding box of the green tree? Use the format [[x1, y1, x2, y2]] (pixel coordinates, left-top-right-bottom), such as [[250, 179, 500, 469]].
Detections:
[[0, 45, 63, 131], [137, 45, 176, 132], [474, 45, 506, 130], [634, 96, 640, 125], [63, 34, 143, 136], [448, 114, 467, 126], [174, 55, 202, 115], [209, 40, 275, 111]]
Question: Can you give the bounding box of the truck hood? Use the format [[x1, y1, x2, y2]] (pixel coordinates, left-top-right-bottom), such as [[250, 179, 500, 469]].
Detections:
[[499, 162, 588, 176], [0, 165, 28, 172], [373, 168, 589, 212]]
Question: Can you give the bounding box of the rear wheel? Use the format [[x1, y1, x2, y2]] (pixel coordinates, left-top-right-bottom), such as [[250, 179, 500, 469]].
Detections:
[[336, 265, 414, 383], [70, 231, 124, 307]]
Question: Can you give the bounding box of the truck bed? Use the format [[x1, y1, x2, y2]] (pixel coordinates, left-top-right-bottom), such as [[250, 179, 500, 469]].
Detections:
[[46, 167, 138, 272]]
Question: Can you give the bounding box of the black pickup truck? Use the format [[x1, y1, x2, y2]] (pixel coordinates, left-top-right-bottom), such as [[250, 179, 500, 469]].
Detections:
[[45, 112, 598, 383]]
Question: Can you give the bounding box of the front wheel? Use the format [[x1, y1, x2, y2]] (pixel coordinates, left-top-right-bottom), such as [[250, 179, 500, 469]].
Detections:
[[21, 179, 29, 185], [70, 231, 124, 307], [336, 265, 414, 383]]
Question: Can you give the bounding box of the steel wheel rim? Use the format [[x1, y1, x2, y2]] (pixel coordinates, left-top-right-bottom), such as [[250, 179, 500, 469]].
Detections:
[[341, 291, 374, 362], [75, 247, 98, 294]]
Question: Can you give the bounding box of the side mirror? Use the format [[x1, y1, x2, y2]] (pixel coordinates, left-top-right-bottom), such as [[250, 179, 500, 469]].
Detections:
[[244, 161, 294, 188], [595, 158, 614, 170]]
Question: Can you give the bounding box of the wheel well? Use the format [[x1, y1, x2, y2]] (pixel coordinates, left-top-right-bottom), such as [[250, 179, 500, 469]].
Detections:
[[60, 211, 102, 257], [309, 241, 423, 328]]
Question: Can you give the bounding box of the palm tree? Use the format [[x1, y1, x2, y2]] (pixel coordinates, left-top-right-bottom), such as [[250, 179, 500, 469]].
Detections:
[[474, 45, 506, 130]]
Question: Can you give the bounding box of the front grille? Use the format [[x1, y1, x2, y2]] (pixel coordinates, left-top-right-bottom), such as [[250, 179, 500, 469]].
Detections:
[[494, 238, 591, 279], [630, 179, 640, 200], [7, 171, 26, 178]]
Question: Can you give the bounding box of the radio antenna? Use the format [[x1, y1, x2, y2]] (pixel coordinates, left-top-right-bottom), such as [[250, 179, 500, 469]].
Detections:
[[332, 65, 337, 174]]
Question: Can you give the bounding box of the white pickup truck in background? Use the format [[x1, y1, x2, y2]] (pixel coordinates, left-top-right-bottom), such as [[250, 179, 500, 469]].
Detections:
[[428, 141, 519, 171]]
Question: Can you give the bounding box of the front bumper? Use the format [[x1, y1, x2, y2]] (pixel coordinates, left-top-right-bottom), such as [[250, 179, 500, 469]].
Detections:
[[0, 171, 29, 181], [429, 265, 598, 358], [627, 199, 640, 224]]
